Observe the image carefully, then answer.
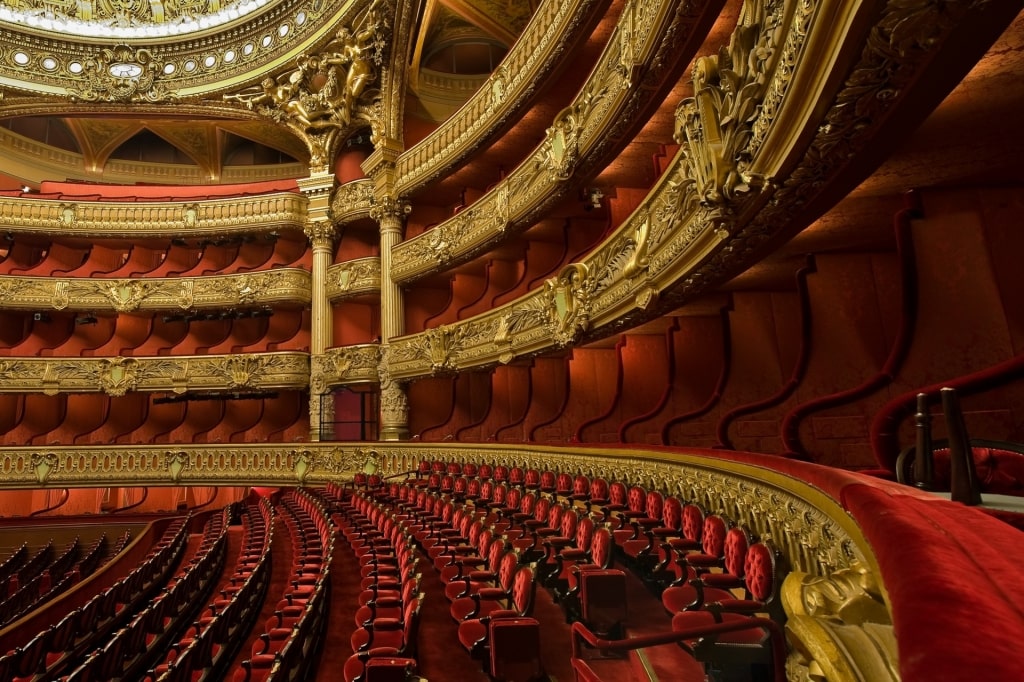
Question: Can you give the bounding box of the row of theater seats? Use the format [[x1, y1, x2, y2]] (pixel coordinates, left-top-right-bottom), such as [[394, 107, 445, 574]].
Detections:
[[1, 534, 110, 628], [233, 489, 335, 682], [328, 487, 426, 682], [0, 237, 309, 277], [0, 518, 189, 680], [149, 498, 275, 681], [351, 460, 790, 682], [64, 509, 232, 680]]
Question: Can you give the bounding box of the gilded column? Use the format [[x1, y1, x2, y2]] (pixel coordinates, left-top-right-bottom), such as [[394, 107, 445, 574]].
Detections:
[[364, 138, 410, 441], [299, 173, 336, 441]]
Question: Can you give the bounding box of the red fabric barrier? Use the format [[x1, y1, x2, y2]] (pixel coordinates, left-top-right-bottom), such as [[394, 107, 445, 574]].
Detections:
[[844, 484, 1024, 682]]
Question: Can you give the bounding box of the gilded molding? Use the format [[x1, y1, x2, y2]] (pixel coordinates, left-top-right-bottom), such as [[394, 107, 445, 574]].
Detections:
[[310, 344, 381, 393], [0, 352, 309, 395], [391, 0, 708, 283], [0, 0, 366, 99], [0, 269, 311, 312], [0, 193, 306, 238], [0, 443, 373, 488], [394, 0, 604, 192], [330, 179, 375, 225], [326, 257, 381, 300]]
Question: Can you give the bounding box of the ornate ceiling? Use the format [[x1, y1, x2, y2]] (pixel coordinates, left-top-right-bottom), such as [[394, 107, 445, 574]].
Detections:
[[0, 0, 536, 184]]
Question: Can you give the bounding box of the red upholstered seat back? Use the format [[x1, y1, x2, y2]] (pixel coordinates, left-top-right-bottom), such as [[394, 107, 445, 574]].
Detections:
[[520, 493, 536, 516], [590, 528, 614, 568], [533, 496, 551, 523], [682, 504, 704, 542], [447, 462, 462, 475], [441, 475, 455, 494], [417, 460, 431, 475], [645, 491, 664, 520], [478, 463, 493, 480], [575, 516, 595, 550], [463, 462, 478, 477], [547, 504, 564, 531], [627, 486, 646, 513], [525, 468, 541, 488], [609, 481, 627, 506], [573, 475, 590, 497], [454, 476, 468, 496], [467, 478, 482, 498], [511, 565, 536, 614], [431, 461, 445, 473], [510, 467, 525, 486], [506, 486, 523, 511], [498, 551, 520, 591], [487, 539, 506, 572], [744, 542, 776, 602], [662, 496, 682, 529], [477, 530, 495, 557], [540, 470, 556, 491], [556, 473, 573, 495], [427, 473, 441, 491], [493, 484, 508, 507], [480, 480, 494, 503], [494, 465, 509, 483], [702, 515, 728, 557], [467, 521, 483, 547], [722, 527, 750, 577], [559, 509, 578, 538]]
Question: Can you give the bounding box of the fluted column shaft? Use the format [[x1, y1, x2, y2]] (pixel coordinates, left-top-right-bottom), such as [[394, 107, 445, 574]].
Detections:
[[299, 173, 336, 442]]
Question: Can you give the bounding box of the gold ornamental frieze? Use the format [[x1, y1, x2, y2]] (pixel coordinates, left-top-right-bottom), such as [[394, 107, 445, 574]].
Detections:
[[0, 443, 373, 488], [394, 0, 604, 192], [330, 179, 375, 225], [326, 258, 381, 300], [0, 352, 309, 395], [0, 0, 362, 98], [310, 344, 381, 393], [0, 269, 311, 312], [390, 0, 706, 283], [0, 192, 306, 238]]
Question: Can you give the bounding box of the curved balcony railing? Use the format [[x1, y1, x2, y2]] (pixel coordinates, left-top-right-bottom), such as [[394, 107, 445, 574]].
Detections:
[[391, 0, 718, 283], [393, 0, 608, 193], [0, 269, 311, 312], [0, 352, 309, 396], [325, 258, 381, 301]]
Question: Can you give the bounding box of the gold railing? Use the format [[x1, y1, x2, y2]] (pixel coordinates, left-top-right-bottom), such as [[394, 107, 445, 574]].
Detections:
[[0, 192, 306, 238], [0, 352, 309, 395], [0, 269, 311, 312], [326, 258, 381, 300], [393, 0, 605, 193]]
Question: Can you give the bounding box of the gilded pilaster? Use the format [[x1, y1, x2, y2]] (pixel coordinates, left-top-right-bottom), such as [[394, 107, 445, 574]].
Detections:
[[299, 173, 337, 441], [364, 138, 410, 440]]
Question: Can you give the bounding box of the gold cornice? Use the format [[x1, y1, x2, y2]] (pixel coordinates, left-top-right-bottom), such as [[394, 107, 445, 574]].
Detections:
[[311, 344, 381, 393], [0, 0, 365, 99], [330, 178, 375, 225], [0, 269, 311, 313], [0, 192, 306, 238], [0, 352, 309, 395], [394, 0, 605, 193], [326, 257, 382, 300], [391, 0, 703, 282]]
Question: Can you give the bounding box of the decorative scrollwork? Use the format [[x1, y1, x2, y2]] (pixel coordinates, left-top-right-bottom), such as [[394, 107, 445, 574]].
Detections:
[[68, 46, 175, 103]]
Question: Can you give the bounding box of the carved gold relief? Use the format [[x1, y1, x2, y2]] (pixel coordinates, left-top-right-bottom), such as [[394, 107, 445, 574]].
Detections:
[[0, 193, 305, 238], [327, 258, 381, 300], [0, 270, 310, 312], [69, 46, 175, 104], [224, 0, 391, 171], [331, 179, 375, 225], [0, 352, 309, 395]]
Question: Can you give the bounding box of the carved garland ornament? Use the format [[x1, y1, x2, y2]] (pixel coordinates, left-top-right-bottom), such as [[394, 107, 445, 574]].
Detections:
[[69, 46, 175, 103]]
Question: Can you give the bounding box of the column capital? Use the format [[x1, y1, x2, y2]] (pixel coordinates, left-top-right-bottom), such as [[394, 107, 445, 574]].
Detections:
[[303, 220, 337, 249], [369, 195, 411, 225]]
